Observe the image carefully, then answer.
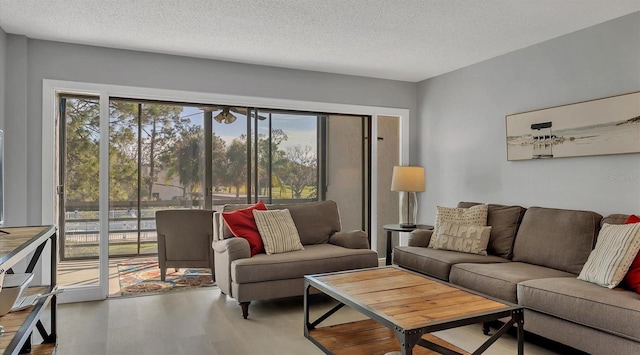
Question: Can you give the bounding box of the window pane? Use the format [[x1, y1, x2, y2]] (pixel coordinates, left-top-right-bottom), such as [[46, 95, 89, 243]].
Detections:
[[62, 97, 101, 261], [108, 100, 142, 256], [108, 100, 206, 257], [259, 112, 318, 203], [212, 106, 248, 207]]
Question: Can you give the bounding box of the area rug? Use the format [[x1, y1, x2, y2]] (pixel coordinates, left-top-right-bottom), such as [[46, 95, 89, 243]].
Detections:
[[117, 260, 215, 295]]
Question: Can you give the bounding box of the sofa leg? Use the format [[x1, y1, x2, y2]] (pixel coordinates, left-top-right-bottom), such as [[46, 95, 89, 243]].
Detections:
[[482, 322, 490, 335], [240, 302, 250, 319]]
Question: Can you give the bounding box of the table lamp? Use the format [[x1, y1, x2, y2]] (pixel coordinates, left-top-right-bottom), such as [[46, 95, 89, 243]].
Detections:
[[391, 166, 425, 228]]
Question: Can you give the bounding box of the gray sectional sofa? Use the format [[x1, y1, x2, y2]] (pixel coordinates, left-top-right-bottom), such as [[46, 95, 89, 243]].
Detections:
[[394, 202, 640, 354], [212, 200, 379, 318]]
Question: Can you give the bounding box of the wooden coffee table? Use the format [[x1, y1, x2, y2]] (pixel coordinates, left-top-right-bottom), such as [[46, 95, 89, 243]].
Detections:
[[304, 266, 524, 355]]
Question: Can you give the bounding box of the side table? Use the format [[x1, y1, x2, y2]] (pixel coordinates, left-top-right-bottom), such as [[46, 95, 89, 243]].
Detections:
[[383, 224, 434, 266]]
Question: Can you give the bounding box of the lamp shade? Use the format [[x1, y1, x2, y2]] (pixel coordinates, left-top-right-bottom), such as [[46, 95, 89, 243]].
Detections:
[[391, 166, 425, 192]]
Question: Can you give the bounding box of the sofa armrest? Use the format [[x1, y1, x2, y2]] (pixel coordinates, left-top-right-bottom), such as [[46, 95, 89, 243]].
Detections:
[[408, 229, 434, 247], [213, 211, 225, 242], [329, 230, 370, 249], [212, 237, 251, 297], [212, 237, 251, 259]]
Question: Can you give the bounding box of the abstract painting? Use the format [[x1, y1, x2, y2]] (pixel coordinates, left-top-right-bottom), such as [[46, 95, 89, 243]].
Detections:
[[506, 92, 640, 161]]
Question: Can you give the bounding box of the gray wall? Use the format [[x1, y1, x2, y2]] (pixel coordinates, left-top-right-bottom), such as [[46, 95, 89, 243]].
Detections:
[[416, 12, 640, 222], [3, 37, 416, 226]]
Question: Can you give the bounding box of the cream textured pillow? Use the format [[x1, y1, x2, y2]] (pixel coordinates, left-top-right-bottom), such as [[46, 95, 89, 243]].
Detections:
[[253, 209, 304, 255], [428, 204, 489, 248], [434, 222, 492, 255], [578, 223, 640, 288]]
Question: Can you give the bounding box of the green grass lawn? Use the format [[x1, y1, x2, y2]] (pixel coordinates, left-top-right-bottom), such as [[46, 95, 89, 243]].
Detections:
[[64, 242, 158, 258]]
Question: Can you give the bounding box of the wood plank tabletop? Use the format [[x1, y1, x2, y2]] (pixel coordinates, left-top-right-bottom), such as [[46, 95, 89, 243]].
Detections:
[[0, 226, 56, 268], [309, 319, 469, 355], [311, 267, 512, 330]]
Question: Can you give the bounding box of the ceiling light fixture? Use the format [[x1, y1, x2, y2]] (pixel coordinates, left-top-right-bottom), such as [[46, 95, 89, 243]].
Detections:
[[214, 107, 237, 124]]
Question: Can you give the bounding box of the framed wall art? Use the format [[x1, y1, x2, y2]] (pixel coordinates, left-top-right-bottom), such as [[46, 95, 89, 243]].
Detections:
[[506, 91, 640, 161]]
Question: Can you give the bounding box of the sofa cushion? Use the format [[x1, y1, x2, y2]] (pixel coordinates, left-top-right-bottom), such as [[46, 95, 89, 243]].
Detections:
[[518, 277, 640, 342], [450, 262, 574, 304], [253, 209, 304, 255], [457, 202, 526, 259], [231, 243, 377, 284], [512, 207, 602, 274], [393, 246, 509, 281], [578, 223, 640, 288], [272, 200, 341, 245], [429, 204, 488, 248]]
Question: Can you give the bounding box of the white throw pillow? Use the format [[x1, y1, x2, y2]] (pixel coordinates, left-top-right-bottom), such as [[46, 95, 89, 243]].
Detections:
[[434, 222, 492, 255], [578, 223, 640, 288], [429, 204, 489, 248], [253, 209, 304, 255]]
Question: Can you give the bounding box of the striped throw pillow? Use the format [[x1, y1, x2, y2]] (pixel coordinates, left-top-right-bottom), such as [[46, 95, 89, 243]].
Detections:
[[253, 209, 304, 255], [578, 223, 640, 288]]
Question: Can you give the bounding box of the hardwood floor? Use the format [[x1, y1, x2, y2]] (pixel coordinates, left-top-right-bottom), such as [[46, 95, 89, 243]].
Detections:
[[57, 287, 559, 355], [58, 257, 157, 296]]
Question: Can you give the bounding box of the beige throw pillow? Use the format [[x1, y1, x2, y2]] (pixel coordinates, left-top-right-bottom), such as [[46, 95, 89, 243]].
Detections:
[[434, 222, 492, 255], [429, 204, 489, 248], [578, 223, 640, 288], [253, 209, 304, 255]]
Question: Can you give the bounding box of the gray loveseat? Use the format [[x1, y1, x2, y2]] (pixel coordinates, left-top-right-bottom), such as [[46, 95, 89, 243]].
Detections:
[[212, 200, 379, 318], [394, 202, 640, 354]]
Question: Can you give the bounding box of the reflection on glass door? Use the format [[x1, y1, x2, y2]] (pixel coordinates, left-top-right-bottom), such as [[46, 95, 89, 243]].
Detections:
[[108, 100, 206, 257]]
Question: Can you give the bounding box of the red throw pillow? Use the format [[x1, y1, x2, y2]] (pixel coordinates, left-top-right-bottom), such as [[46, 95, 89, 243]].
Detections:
[[622, 215, 640, 292], [626, 214, 640, 224], [222, 201, 267, 256]]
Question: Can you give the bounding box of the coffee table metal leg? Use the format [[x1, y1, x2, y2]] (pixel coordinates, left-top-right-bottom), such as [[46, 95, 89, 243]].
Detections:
[[514, 309, 525, 355], [417, 339, 461, 355], [394, 327, 424, 355], [303, 281, 311, 336], [304, 281, 345, 331], [472, 309, 524, 355]]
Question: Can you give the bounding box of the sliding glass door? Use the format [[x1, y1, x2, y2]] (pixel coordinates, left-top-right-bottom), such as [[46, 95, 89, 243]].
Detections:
[[108, 100, 207, 257], [57, 93, 372, 301], [58, 95, 101, 291]]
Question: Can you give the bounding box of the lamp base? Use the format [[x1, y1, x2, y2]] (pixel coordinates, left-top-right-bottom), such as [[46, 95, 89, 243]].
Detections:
[[399, 191, 418, 229]]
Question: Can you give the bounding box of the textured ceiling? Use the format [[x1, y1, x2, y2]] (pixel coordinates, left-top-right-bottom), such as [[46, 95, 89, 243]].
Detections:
[[1, 0, 639, 82]]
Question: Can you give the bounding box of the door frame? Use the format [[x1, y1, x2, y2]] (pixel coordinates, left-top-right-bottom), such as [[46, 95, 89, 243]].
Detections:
[[42, 79, 410, 302]]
